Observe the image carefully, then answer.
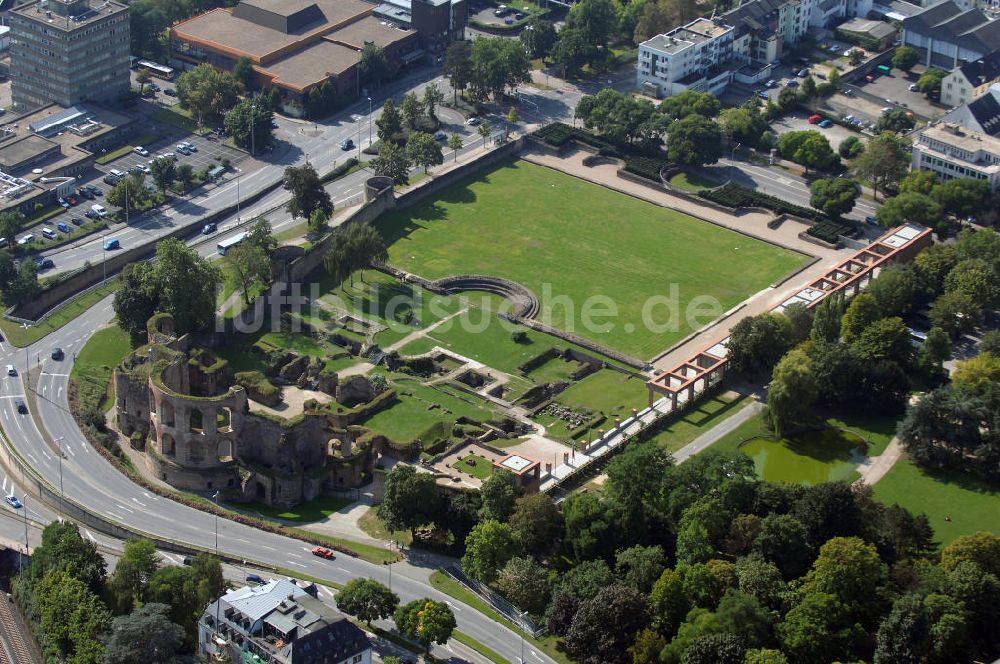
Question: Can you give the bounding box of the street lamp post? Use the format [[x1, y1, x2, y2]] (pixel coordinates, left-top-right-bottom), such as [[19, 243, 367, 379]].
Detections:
[[21, 496, 29, 575], [367, 96, 373, 144], [356, 116, 362, 161], [235, 169, 242, 222], [54, 436, 65, 518], [212, 490, 220, 554]]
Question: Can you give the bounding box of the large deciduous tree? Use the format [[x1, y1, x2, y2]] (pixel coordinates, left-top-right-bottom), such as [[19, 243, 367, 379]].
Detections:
[[103, 603, 190, 664], [175, 64, 243, 126], [462, 519, 520, 583], [565, 585, 650, 664], [854, 132, 909, 200], [223, 98, 275, 152], [394, 599, 456, 649], [809, 177, 859, 218], [335, 578, 399, 626], [284, 163, 333, 220], [377, 465, 440, 536], [666, 115, 722, 166]]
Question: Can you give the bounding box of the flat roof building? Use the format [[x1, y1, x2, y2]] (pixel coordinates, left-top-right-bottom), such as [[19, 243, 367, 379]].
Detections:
[[170, 0, 427, 116], [9, 0, 130, 112], [911, 121, 1000, 189]]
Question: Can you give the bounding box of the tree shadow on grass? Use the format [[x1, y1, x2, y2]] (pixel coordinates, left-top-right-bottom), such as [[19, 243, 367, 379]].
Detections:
[[915, 463, 1000, 497]]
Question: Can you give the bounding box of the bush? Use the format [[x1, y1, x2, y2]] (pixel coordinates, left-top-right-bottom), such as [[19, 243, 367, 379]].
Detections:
[[320, 157, 359, 184], [699, 182, 825, 221], [807, 220, 852, 243], [623, 155, 668, 182], [533, 122, 621, 157], [512, 330, 528, 344]]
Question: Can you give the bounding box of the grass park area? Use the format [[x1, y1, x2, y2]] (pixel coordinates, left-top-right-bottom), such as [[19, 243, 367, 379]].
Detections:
[[0, 279, 119, 347], [668, 171, 720, 193], [358, 377, 497, 444], [646, 392, 751, 453], [452, 453, 494, 480], [70, 325, 132, 413], [377, 159, 807, 359], [236, 495, 355, 523], [873, 458, 1000, 545], [152, 106, 202, 133]]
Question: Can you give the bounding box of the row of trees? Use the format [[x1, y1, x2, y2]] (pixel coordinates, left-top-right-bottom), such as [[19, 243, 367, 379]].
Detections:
[[13, 522, 224, 663], [335, 578, 457, 650], [444, 37, 531, 102]]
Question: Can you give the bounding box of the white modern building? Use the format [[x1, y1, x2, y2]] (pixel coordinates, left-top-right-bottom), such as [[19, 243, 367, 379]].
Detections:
[[637, 0, 871, 97], [911, 121, 1000, 189]]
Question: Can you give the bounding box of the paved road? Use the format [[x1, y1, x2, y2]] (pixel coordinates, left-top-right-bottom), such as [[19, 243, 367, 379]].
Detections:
[[696, 156, 880, 225], [0, 79, 584, 664]]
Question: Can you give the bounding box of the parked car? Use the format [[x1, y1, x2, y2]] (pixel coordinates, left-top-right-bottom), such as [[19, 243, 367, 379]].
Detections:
[[5, 494, 22, 508], [133, 146, 150, 157], [466, 116, 481, 126], [202, 222, 217, 234], [80, 188, 95, 200], [865, 215, 878, 225], [51, 347, 64, 360], [808, 114, 822, 124], [71, 217, 84, 226], [339, 138, 354, 151], [756, 90, 769, 100], [164, 88, 177, 97], [104, 238, 119, 250], [66, 197, 77, 206], [57, 198, 70, 209], [41, 227, 57, 239], [818, 119, 833, 128], [864, 74, 875, 83], [149, 83, 161, 92], [85, 210, 98, 219], [176, 145, 191, 155], [311, 547, 335, 559], [33, 255, 54, 270], [797, 68, 809, 77], [17, 234, 35, 245], [785, 79, 799, 87], [246, 574, 264, 584], [57, 222, 71, 233], [91, 204, 107, 217], [6, 364, 16, 376], [433, 130, 447, 141], [908, 83, 918, 91], [514, 11, 525, 19]]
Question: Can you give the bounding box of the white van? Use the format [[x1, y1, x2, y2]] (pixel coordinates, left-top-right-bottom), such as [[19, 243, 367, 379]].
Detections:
[[104, 169, 124, 185], [91, 204, 107, 217], [41, 227, 57, 239]]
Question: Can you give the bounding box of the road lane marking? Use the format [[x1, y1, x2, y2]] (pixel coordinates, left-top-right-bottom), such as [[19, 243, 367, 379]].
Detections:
[[286, 561, 306, 568]]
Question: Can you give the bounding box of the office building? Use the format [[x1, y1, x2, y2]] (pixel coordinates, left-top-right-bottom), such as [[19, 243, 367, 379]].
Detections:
[[911, 121, 1000, 189], [9, 0, 130, 112]]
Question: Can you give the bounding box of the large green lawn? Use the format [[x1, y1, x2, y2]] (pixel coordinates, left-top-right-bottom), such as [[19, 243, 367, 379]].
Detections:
[[376, 159, 807, 358], [557, 369, 649, 415], [71, 326, 132, 413], [874, 457, 1000, 545], [358, 377, 497, 444]]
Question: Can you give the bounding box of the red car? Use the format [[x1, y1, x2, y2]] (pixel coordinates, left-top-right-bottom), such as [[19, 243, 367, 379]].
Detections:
[[311, 546, 335, 559], [808, 114, 822, 124], [66, 197, 78, 206]]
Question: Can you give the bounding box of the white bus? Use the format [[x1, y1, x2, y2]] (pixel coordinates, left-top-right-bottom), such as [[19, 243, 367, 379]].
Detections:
[[217, 232, 247, 256], [136, 59, 175, 80]]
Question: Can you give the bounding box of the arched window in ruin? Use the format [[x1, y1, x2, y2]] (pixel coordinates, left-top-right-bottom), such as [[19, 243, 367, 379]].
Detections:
[[218, 407, 233, 433], [218, 439, 234, 463], [161, 433, 176, 457], [148, 389, 156, 414], [189, 408, 203, 433], [160, 400, 175, 428], [189, 442, 204, 464]]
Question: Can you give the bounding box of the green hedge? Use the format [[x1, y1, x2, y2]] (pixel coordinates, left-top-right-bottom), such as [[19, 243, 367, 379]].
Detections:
[[807, 220, 852, 243], [533, 122, 622, 157], [699, 182, 825, 222], [320, 157, 359, 184], [623, 155, 668, 182]]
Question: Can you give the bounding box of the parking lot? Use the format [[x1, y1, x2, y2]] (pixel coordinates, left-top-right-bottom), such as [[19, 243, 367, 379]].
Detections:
[[13, 110, 247, 262], [770, 109, 865, 150], [469, 4, 529, 26], [847, 65, 943, 120]]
